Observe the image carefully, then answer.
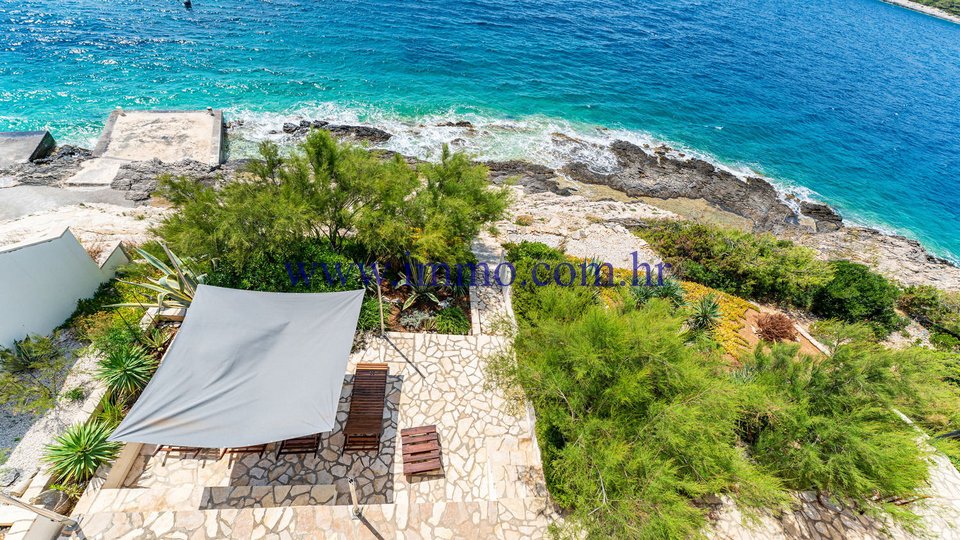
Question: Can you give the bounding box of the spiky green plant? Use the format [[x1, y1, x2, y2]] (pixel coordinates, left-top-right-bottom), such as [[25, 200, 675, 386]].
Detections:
[[109, 243, 205, 310], [95, 343, 157, 401], [630, 279, 686, 309], [687, 293, 722, 331], [43, 421, 121, 483]]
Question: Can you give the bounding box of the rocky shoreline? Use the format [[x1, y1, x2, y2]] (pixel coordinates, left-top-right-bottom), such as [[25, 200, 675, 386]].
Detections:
[[3, 118, 958, 290]]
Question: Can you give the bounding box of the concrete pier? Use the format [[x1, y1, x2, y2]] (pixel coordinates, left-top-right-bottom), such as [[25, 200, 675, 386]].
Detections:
[[63, 109, 225, 188]]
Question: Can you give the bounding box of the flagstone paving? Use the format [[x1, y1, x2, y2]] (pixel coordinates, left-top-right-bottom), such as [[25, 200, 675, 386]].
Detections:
[[67, 331, 559, 538]]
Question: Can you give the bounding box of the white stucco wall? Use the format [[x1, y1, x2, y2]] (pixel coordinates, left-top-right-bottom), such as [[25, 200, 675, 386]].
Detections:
[[0, 228, 127, 347]]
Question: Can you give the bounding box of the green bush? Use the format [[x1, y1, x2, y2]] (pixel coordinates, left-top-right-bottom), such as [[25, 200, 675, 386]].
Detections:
[[812, 260, 902, 335], [95, 342, 158, 401], [64, 387, 86, 403], [434, 307, 470, 335], [495, 291, 786, 538], [737, 343, 928, 509], [0, 334, 59, 373], [0, 335, 68, 415], [898, 285, 960, 351], [43, 421, 121, 483], [357, 295, 383, 332], [638, 220, 832, 308]]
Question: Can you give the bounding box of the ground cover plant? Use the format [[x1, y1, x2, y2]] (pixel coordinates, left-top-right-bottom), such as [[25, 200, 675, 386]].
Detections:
[[638, 220, 904, 337], [489, 241, 960, 538]]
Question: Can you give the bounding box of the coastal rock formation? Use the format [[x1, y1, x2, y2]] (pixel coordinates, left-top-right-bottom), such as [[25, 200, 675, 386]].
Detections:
[[784, 226, 960, 290], [800, 201, 843, 232], [111, 159, 223, 202], [483, 160, 573, 195], [561, 140, 800, 232], [0, 145, 93, 187]]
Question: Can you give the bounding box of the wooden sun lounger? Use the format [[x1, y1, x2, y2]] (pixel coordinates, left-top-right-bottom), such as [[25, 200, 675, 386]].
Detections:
[[401, 425, 443, 476], [276, 434, 321, 458], [152, 445, 200, 458], [343, 363, 389, 452], [220, 444, 268, 460]]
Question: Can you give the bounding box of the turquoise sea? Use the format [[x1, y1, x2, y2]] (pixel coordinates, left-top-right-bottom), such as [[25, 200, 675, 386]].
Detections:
[[2, 0, 960, 260]]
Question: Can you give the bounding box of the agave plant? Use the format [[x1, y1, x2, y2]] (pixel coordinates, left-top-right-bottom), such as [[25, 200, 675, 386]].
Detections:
[[397, 270, 441, 311], [110, 242, 206, 310], [95, 342, 157, 401], [138, 327, 172, 355], [43, 421, 121, 483], [687, 294, 722, 332]]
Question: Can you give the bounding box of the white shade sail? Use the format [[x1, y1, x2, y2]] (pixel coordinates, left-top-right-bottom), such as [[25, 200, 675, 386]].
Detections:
[[110, 284, 365, 448]]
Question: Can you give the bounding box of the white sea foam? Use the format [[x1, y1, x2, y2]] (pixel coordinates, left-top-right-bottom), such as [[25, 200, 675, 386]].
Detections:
[[224, 102, 828, 209]]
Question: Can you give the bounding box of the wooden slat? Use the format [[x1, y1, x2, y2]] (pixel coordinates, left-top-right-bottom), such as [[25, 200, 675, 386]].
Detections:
[[401, 425, 437, 437], [402, 440, 440, 455], [405, 458, 442, 475]]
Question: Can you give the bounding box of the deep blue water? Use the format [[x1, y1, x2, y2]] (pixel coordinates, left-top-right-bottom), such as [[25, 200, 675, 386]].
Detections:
[[2, 0, 960, 259]]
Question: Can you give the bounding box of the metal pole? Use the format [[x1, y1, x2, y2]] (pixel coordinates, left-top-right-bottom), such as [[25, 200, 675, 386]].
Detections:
[[0, 491, 79, 528], [347, 478, 362, 518], [375, 262, 385, 337]]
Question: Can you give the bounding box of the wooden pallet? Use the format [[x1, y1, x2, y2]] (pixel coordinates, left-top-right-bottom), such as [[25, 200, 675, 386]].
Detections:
[[343, 363, 389, 452], [401, 425, 443, 476]]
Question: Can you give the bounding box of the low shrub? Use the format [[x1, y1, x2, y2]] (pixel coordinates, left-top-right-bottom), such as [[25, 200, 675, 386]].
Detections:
[[812, 260, 903, 336], [64, 387, 86, 403], [0, 334, 59, 373], [638, 220, 832, 308], [756, 313, 797, 342], [43, 421, 121, 483], [357, 296, 383, 332], [898, 285, 960, 352], [434, 307, 470, 335]]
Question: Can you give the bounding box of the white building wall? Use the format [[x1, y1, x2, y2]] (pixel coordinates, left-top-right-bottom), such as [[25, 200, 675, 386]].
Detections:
[[0, 228, 127, 347]]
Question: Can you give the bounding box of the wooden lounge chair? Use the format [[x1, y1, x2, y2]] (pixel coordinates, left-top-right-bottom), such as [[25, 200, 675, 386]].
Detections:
[[343, 363, 389, 452], [276, 434, 321, 458], [152, 445, 200, 458], [401, 425, 443, 476], [219, 444, 268, 460]]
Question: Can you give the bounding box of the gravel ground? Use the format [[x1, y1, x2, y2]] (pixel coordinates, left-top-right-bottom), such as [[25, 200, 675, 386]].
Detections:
[[0, 336, 104, 487]]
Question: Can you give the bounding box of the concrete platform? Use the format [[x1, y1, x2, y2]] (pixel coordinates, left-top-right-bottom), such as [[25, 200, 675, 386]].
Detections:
[[0, 131, 55, 168], [93, 109, 224, 165], [61, 156, 127, 188]]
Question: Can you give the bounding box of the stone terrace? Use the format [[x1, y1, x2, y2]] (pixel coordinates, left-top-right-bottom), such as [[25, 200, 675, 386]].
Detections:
[[67, 330, 558, 538]]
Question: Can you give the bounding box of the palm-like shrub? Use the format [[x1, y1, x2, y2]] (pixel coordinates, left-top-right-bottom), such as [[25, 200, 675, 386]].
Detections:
[[687, 294, 722, 331], [756, 313, 798, 342], [43, 421, 121, 483], [110, 243, 205, 310], [0, 334, 59, 373], [630, 279, 686, 308], [95, 343, 157, 400]]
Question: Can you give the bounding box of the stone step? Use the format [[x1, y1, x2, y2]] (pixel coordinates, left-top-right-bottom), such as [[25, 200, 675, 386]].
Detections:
[[61, 157, 127, 188]]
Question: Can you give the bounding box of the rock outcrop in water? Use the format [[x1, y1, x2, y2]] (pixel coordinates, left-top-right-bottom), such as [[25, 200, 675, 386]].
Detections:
[[560, 140, 804, 232], [268, 120, 393, 143]]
